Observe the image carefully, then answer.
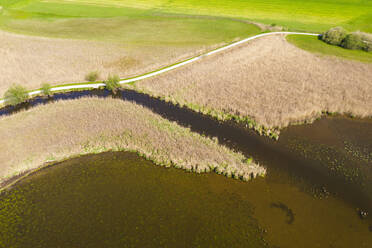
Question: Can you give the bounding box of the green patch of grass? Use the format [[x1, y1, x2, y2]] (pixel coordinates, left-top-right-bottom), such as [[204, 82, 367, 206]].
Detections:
[[0, 1, 261, 45], [38, 0, 371, 33], [286, 35, 372, 63], [1, 0, 371, 39]]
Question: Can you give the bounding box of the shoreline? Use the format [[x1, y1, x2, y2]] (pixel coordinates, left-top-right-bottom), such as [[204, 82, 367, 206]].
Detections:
[[0, 149, 264, 194], [2, 88, 370, 140], [1, 92, 371, 220], [0, 97, 266, 192]]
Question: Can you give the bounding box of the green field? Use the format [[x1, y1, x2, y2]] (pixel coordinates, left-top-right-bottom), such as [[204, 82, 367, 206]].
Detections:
[[1, 0, 371, 38], [0, 0, 261, 46], [108, 0, 372, 32], [287, 35, 372, 63], [1, 0, 371, 64]]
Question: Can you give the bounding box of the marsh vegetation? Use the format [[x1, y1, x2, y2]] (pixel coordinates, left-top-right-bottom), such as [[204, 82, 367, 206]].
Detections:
[[0, 0, 371, 246], [0, 97, 265, 186], [0, 0, 260, 96], [131, 35, 372, 137]]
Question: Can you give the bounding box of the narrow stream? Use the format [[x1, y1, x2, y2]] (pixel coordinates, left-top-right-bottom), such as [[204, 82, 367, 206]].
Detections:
[[0, 89, 371, 247]]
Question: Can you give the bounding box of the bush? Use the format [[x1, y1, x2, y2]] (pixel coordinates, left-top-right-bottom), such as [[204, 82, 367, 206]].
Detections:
[[4, 84, 29, 106], [321, 27, 372, 52], [341, 33, 365, 50], [355, 32, 372, 52], [41, 83, 52, 96], [85, 71, 100, 82], [321, 27, 347, 46], [104, 74, 121, 93], [364, 42, 372, 52]]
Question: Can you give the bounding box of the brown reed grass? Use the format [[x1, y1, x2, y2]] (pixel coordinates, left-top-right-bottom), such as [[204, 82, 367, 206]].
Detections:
[[0, 30, 216, 96], [0, 97, 265, 185], [132, 35, 372, 132]]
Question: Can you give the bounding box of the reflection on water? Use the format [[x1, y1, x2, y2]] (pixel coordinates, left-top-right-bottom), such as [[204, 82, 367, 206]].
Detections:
[[1, 152, 371, 248]]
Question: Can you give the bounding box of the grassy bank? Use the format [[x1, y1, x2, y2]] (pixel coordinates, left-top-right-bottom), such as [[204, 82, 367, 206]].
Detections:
[[4, 0, 368, 32], [130, 35, 372, 138], [0, 97, 265, 187], [287, 35, 372, 63]]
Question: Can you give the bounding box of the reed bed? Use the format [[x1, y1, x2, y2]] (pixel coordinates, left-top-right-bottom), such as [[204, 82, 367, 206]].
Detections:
[[132, 35, 372, 137], [0, 30, 215, 96], [0, 97, 265, 186]]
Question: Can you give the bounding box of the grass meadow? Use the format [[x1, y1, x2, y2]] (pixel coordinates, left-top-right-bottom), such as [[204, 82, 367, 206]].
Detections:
[[287, 35, 372, 63], [0, 97, 265, 186], [132, 35, 372, 136], [0, 0, 260, 44], [3, 0, 368, 33]]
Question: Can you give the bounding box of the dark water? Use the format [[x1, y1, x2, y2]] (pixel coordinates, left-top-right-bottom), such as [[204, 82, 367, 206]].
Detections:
[[1, 89, 372, 247], [1, 152, 371, 247]]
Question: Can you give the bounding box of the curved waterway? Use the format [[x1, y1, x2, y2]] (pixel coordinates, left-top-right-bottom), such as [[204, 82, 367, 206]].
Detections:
[[1, 152, 371, 247], [1, 89, 372, 246]]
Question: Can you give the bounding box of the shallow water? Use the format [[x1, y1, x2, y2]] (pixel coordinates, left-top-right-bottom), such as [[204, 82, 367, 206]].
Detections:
[[0, 152, 371, 247], [1, 89, 372, 246], [1, 89, 372, 211]]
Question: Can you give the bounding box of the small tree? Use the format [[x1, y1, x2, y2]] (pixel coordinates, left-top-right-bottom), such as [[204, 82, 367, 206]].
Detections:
[[85, 71, 100, 82], [4, 84, 29, 106], [41, 83, 52, 97], [321, 27, 347, 46], [104, 74, 121, 93]]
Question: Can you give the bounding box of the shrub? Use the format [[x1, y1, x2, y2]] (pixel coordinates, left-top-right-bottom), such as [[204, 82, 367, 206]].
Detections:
[[364, 42, 372, 52], [104, 74, 121, 93], [341, 33, 366, 50], [85, 71, 100, 82], [41, 83, 52, 96], [3, 84, 29, 106], [321, 27, 347, 46], [356, 32, 372, 52]]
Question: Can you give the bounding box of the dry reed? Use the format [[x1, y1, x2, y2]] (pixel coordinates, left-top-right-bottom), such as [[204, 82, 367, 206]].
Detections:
[[132, 35, 372, 135], [0, 97, 265, 185], [0, 30, 216, 96]]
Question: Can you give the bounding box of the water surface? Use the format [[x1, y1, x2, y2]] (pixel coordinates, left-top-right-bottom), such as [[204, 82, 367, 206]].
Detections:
[[0, 152, 371, 248]]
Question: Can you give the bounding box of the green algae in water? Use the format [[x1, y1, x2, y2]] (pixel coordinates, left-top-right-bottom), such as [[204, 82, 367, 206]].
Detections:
[[1, 151, 372, 248], [0, 152, 266, 248]]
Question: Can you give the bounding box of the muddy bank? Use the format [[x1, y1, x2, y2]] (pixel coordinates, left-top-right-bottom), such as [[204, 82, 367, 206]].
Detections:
[[0, 89, 371, 216]]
